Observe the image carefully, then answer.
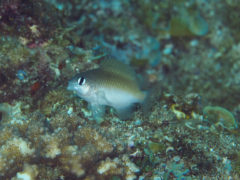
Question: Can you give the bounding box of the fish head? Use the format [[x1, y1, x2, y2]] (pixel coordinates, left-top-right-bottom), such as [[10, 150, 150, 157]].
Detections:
[[67, 74, 91, 98]]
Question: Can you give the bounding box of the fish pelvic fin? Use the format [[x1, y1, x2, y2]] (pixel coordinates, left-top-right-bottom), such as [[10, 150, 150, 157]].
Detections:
[[89, 103, 105, 124]]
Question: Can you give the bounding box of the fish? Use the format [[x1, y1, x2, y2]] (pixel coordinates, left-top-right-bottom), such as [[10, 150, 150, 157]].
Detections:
[[67, 59, 146, 123]]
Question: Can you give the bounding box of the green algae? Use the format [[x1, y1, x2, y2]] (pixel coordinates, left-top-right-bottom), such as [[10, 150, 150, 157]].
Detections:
[[0, 103, 11, 122], [148, 141, 166, 154], [168, 17, 192, 37], [203, 106, 237, 130], [167, 6, 208, 37], [132, 0, 208, 37]]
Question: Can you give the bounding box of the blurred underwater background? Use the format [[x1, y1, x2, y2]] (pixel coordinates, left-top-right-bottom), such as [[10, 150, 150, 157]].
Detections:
[[0, 0, 240, 179]]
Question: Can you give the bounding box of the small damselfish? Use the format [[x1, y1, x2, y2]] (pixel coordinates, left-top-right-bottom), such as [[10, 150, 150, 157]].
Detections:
[[67, 59, 146, 123]]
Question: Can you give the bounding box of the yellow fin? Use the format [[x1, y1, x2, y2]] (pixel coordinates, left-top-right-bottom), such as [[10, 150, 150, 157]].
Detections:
[[99, 59, 137, 81]]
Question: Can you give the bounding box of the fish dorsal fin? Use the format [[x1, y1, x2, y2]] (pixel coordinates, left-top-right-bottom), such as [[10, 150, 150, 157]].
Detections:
[[99, 59, 137, 81]]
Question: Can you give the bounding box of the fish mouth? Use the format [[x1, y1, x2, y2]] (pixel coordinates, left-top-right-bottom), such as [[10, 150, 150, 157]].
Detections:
[[67, 84, 71, 91], [67, 82, 75, 91]]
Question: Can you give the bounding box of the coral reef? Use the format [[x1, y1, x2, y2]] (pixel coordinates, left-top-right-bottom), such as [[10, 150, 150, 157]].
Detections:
[[0, 0, 240, 179]]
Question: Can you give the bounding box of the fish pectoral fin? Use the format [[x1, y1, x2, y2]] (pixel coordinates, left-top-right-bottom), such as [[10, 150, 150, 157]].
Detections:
[[115, 106, 134, 120], [89, 103, 105, 124]]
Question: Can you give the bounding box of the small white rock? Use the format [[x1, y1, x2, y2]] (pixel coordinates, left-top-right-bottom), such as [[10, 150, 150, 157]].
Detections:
[[17, 172, 31, 180], [67, 107, 73, 115]]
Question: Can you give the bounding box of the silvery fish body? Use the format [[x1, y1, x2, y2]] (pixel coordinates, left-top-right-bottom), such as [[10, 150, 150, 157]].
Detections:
[[67, 59, 145, 122]]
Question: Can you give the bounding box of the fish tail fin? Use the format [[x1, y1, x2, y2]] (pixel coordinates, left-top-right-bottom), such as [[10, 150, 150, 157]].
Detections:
[[142, 91, 152, 116], [141, 85, 162, 118]]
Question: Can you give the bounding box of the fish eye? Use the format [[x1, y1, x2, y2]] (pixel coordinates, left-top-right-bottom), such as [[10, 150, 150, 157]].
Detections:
[[78, 77, 86, 85]]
